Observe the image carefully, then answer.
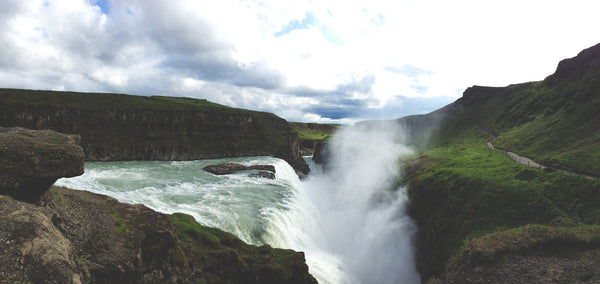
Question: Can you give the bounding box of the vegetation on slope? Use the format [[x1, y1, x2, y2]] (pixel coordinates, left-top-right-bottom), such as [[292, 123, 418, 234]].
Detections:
[[402, 116, 600, 280], [453, 43, 600, 177], [169, 213, 316, 283], [399, 43, 600, 281]]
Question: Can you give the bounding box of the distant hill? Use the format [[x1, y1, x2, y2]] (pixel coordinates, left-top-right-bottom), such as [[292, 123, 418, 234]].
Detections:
[[0, 89, 309, 174], [398, 42, 600, 282]]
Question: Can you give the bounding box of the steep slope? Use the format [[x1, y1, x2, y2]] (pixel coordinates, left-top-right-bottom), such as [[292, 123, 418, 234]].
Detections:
[[454, 42, 600, 177], [0, 89, 309, 174], [398, 42, 600, 282]]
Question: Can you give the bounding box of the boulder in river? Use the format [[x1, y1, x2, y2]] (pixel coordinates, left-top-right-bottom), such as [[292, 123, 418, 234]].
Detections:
[[204, 163, 276, 176]]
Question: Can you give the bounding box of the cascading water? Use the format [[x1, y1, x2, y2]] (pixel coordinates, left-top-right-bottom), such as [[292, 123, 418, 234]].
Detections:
[[297, 122, 421, 283], [56, 122, 420, 284]]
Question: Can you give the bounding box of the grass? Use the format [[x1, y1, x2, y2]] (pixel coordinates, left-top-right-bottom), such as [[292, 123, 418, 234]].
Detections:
[[288, 122, 339, 141], [449, 224, 600, 268], [168, 213, 309, 282], [104, 204, 133, 235], [0, 88, 283, 119], [403, 119, 600, 279], [49, 190, 68, 205], [169, 213, 242, 249], [454, 71, 600, 177], [398, 46, 600, 280]]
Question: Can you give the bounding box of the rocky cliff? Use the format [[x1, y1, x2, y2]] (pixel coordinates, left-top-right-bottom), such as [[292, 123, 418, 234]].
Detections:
[[0, 127, 317, 283], [0, 89, 309, 175]]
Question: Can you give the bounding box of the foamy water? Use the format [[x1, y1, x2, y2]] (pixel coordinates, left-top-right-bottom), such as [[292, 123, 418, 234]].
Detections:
[[57, 124, 420, 283]]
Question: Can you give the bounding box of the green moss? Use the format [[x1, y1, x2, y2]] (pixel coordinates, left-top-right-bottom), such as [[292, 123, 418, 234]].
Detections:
[[50, 190, 68, 205], [168, 213, 312, 283], [169, 213, 232, 248], [105, 204, 132, 235], [77, 254, 92, 280]]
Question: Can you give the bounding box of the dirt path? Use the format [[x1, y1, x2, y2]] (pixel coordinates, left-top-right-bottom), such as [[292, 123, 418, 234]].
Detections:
[[476, 124, 599, 180]]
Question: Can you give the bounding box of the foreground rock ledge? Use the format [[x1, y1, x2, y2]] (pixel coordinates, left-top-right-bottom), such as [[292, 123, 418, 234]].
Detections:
[[0, 186, 317, 283], [0, 127, 84, 203]]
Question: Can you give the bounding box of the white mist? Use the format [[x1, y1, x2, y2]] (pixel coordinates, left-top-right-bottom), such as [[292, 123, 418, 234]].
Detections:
[[302, 122, 421, 284]]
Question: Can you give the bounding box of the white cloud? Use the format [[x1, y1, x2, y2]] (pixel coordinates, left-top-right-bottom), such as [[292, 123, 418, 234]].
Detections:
[[1, 0, 600, 122]]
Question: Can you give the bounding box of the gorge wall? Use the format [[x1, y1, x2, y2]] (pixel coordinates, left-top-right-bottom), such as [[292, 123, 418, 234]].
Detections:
[[0, 89, 309, 175]]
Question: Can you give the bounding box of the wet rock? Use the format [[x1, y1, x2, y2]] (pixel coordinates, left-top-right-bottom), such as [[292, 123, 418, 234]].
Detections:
[[250, 171, 276, 179], [0, 127, 84, 203], [204, 163, 275, 175]]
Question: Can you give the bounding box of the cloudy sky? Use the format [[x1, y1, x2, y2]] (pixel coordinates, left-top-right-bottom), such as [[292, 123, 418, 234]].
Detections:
[[1, 0, 599, 123]]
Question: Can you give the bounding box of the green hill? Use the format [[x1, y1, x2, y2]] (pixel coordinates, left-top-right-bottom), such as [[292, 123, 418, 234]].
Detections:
[[399, 43, 600, 282]]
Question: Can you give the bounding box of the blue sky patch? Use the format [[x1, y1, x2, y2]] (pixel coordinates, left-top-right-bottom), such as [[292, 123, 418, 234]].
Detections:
[[275, 12, 343, 45], [94, 0, 110, 14], [274, 12, 317, 37]]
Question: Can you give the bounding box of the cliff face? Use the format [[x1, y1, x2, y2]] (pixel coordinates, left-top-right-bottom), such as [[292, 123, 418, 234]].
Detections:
[[0, 90, 309, 175]]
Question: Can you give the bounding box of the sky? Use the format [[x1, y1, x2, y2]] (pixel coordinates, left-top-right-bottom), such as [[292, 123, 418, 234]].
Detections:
[[1, 0, 599, 123]]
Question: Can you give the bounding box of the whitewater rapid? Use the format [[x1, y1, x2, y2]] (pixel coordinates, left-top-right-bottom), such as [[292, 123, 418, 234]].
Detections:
[[57, 124, 420, 283]]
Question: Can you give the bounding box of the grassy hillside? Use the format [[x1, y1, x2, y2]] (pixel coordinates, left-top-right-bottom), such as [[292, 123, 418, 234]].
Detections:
[[402, 116, 600, 279], [400, 43, 600, 281], [452, 43, 600, 177]]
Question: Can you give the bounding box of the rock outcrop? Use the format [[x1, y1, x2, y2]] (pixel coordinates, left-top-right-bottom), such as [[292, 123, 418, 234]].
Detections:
[[545, 41, 600, 87], [0, 90, 309, 175], [312, 142, 331, 172], [0, 127, 84, 203], [203, 163, 276, 175], [0, 127, 317, 283]]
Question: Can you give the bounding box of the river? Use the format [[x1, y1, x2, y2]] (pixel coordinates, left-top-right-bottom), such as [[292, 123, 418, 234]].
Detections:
[[56, 124, 420, 283]]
